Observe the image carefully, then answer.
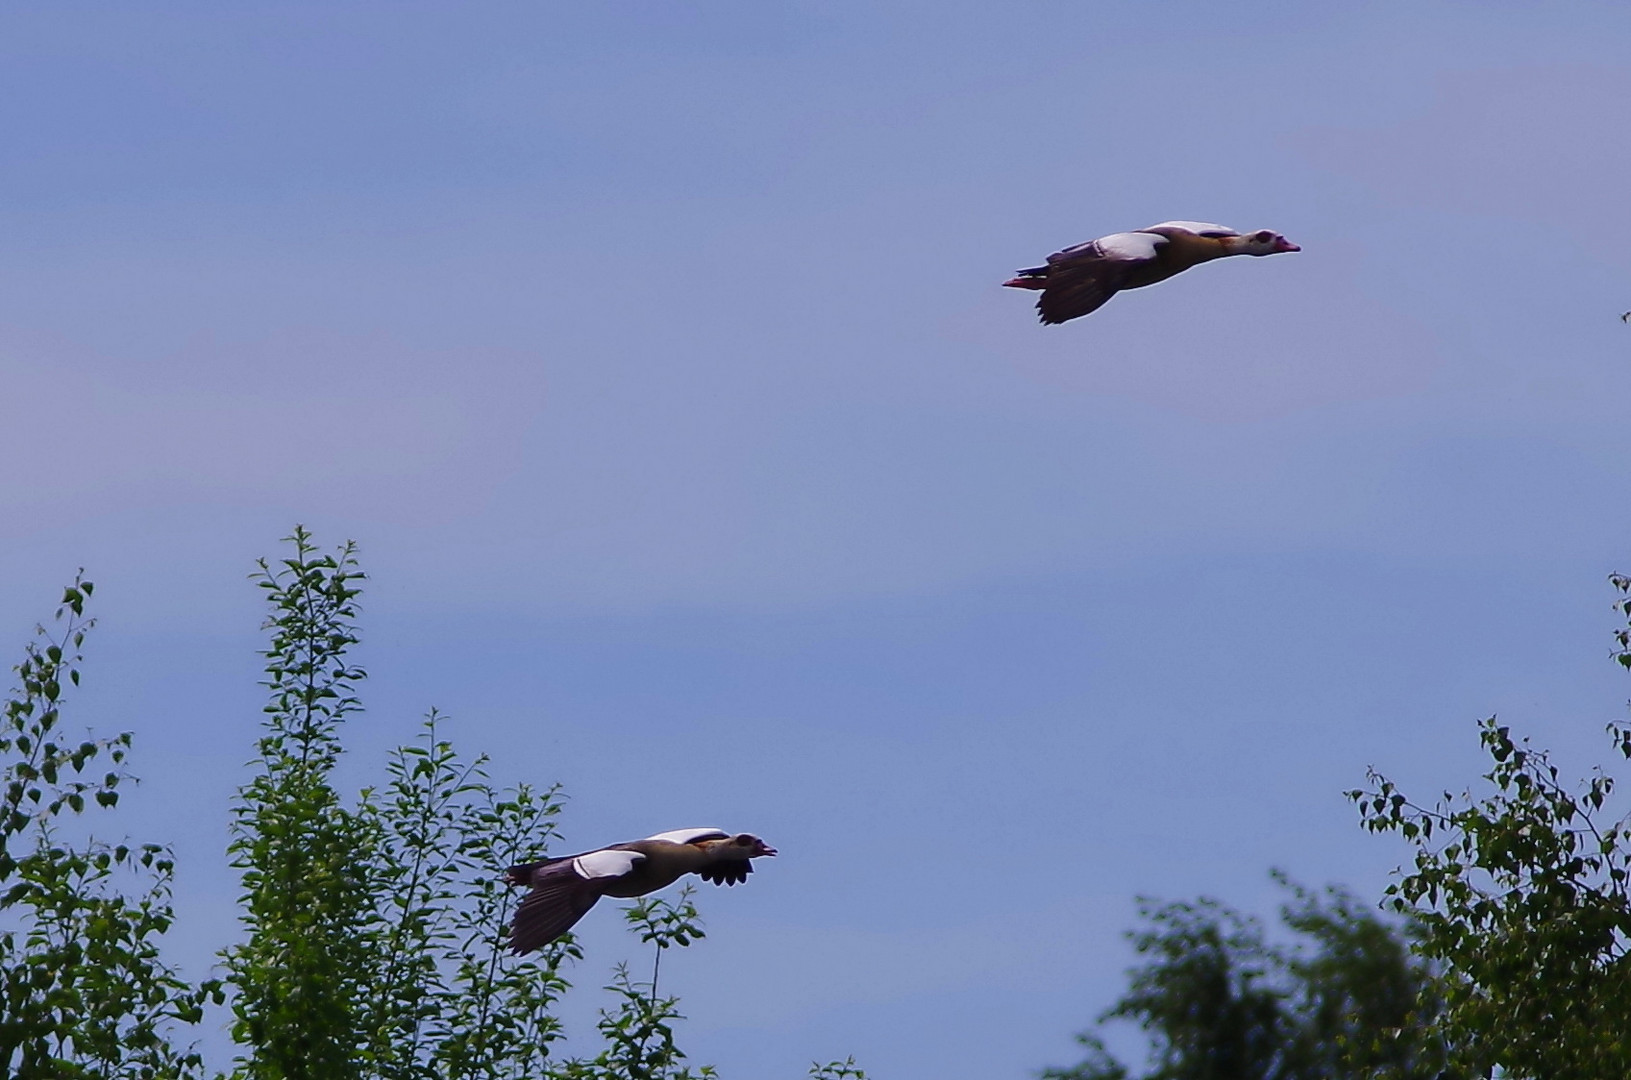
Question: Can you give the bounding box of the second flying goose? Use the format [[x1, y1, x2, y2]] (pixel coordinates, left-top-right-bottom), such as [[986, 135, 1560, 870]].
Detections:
[[506, 827, 777, 955]]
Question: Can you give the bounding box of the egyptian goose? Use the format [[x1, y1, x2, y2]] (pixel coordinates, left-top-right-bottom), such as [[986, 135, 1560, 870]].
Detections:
[[1003, 221, 1300, 324], [506, 827, 777, 955]]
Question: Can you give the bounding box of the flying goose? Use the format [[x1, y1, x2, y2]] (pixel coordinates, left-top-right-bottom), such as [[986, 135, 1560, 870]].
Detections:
[[1004, 221, 1300, 324], [506, 827, 777, 955]]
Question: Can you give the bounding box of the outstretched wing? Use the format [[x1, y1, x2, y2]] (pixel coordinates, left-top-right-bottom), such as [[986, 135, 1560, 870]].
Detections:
[[1036, 265, 1123, 324], [509, 863, 601, 955], [643, 827, 728, 845], [508, 849, 646, 955], [1143, 220, 1238, 238], [1036, 232, 1166, 325]]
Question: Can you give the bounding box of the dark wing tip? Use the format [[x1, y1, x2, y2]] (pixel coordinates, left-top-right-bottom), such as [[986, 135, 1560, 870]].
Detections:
[[1035, 265, 1121, 324], [1037, 289, 1116, 324]]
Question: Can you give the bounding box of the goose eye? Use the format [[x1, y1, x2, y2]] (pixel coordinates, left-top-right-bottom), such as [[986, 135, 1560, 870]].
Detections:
[[1255, 231, 1273, 242]]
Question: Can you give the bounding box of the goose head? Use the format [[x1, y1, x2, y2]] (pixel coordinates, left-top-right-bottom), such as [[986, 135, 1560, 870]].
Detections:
[[707, 832, 777, 860], [1227, 229, 1300, 256]]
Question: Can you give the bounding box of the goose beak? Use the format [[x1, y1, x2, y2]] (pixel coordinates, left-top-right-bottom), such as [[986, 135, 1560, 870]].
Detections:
[[758, 843, 778, 857], [1275, 237, 1301, 253]]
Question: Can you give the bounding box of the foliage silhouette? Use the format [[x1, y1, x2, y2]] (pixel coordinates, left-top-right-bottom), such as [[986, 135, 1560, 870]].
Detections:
[[1349, 571, 1631, 1078], [1043, 874, 1456, 1080]]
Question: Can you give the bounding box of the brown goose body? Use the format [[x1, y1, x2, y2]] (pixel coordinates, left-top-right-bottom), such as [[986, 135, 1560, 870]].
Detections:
[[505, 828, 776, 955], [589, 838, 738, 896], [1004, 221, 1300, 324]]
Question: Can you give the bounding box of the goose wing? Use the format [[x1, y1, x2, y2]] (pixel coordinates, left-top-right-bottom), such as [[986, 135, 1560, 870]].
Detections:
[[643, 827, 728, 845], [508, 848, 646, 955], [697, 860, 754, 886], [1035, 232, 1167, 325]]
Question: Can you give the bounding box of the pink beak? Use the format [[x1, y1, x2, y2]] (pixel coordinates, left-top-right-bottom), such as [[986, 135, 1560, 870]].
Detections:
[[1276, 237, 1301, 253]]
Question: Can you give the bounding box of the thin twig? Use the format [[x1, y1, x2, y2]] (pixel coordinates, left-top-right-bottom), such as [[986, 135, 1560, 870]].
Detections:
[[650, 942, 662, 1012]]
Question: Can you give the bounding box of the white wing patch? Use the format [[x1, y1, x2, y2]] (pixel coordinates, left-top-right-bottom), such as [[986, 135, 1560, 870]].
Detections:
[[574, 849, 644, 879], [644, 827, 728, 845], [1146, 220, 1238, 237], [1094, 231, 1167, 262]]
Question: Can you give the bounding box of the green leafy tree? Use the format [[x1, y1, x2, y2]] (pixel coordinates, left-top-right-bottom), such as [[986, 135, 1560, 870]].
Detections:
[[1043, 874, 1455, 1080], [357, 714, 573, 1080], [222, 529, 576, 1080], [1352, 575, 1631, 1079], [223, 532, 383, 1080], [0, 577, 215, 1079]]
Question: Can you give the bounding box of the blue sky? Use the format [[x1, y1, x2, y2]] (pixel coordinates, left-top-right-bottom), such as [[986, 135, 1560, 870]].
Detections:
[[4, 3, 1631, 1076]]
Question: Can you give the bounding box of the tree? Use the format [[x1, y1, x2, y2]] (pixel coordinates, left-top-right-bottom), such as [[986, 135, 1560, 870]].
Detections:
[[1043, 874, 1455, 1080], [0, 576, 215, 1079], [221, 529, 587, 1080], [1352, 572, 1631, 1079], [223, 535, 384, 1079]]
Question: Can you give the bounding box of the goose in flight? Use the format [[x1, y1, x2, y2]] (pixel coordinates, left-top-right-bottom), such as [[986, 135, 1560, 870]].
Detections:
[[506, 827, 777, 955], [1004, 220, 1300, 324]]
